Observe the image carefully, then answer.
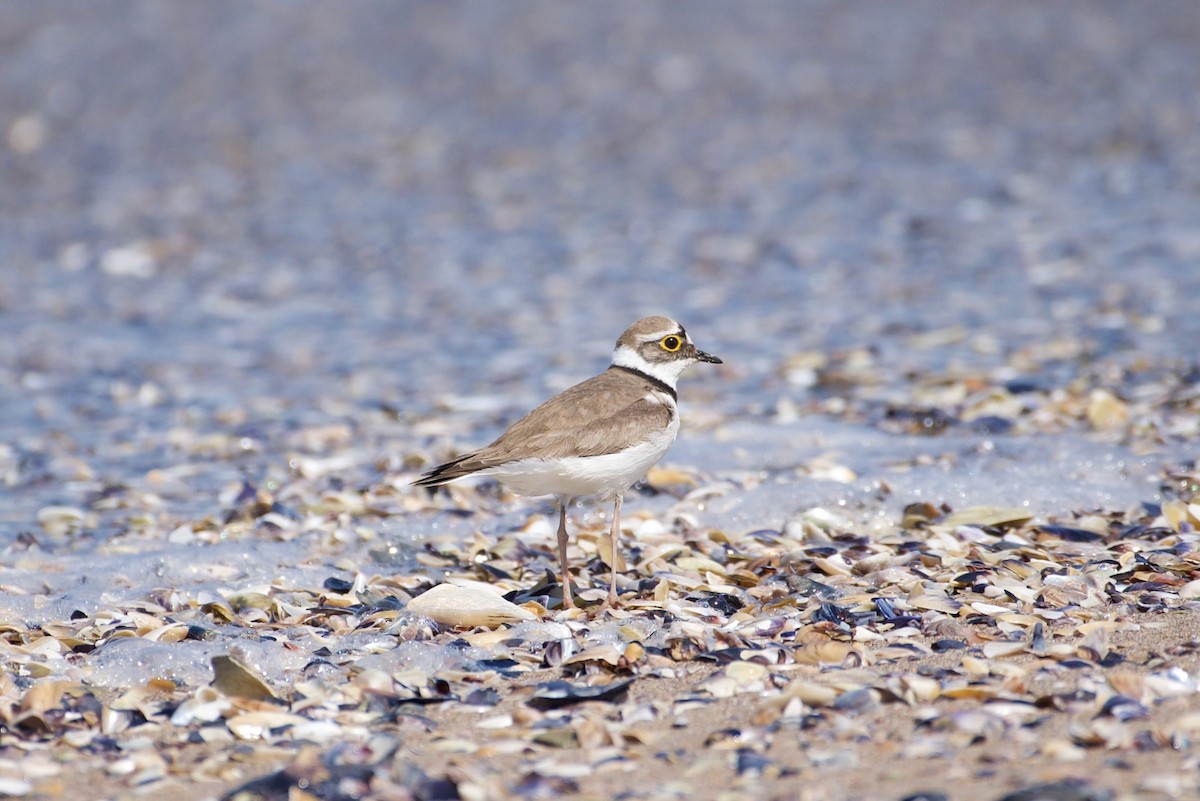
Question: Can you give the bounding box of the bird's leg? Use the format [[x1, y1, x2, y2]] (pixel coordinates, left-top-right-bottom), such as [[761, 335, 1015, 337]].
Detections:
[[556, 496, 576, 609], [607, 492, 624, 607]]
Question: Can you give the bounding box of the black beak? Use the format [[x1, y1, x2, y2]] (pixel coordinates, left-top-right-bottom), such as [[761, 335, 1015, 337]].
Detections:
[[696, 349, 722, 364]]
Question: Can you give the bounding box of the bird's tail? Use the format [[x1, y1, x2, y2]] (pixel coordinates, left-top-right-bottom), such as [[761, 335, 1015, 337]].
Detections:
[[411, 453, 476, 487]]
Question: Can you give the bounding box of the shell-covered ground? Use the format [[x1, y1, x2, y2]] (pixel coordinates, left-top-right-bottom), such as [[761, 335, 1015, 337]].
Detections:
[[3, 3, 1200, 800], [7, 399, 1200, 801]]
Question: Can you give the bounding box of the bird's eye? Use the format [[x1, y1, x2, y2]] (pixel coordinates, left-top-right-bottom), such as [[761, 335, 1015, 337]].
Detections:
[[660, 335, 682, 352]]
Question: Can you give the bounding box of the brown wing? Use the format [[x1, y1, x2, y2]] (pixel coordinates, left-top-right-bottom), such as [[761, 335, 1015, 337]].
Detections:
[[413, 368, 671, 485], [488, 368, 661, 444], [489, 396, 672, 460]]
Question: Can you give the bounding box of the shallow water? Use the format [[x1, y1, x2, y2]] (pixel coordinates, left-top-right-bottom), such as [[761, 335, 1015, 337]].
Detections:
[[1, 2, 1199, 686]]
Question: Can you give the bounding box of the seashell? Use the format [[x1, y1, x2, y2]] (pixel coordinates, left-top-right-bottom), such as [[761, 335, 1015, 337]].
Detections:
[[211, 655, 283, 703], [526, 758, 595, 779], [144, 622, 190, 644], [1027, 621, 1047, 653], [170, 686, 232, 726], [226, 710, 310, 741], [735, 748, 782, 777], [901, 502, 942, 528], [1074, 627, 1110, 663], [200, 599, 237, 623], [725, 661, 769, 686], [785, 574, 841, 600], [970, 601, 1010, 617], [610, 707, 657, 740], [699, 675, 739, 699], [907, 594, 961, 614], [512, 774, 581, 796], [933, 507, 1033, 530], [285, 719, 343, 743], [1097, 694, 1149, 721], [779, 679, 840, 707], [1068, 721, 1107, 746], [128, 751, 168, 785], [527, 679, 633, 708], [996, 558, 1036, 579], [1038, 581, 1092, 609], [0, 778, 33, 797], [560, 644, 624, 668], [897, 675, 941, 704], [1039, 738, 1086, 762], [476, 714, 514, 730], [1086, 388, 1129, 430], [62, 730, 96, 749], [812, 555, 853, 577], [17, 680, 74, 718], [898, 736, 954, 761], [619, 620, 657, 641], [36, 505, 91, 537], [1163, 499, 1200, 532], [462, 688, 502, 707], [543, 637, 583, 667], [943, 709, 1003, 741], [793, 641, 865, 667], [733, 616, 787, 638], [1106, 672, 1145, 702], [644, 465, 700, 490], [704, 727, 762, 749], [980, 640, 1028, 659], [100, 707, 131, 735], [594, 531, 626, 571], [681, 482, 733, 505], [798, 506, 856, 532], [674, 556, 727, 575], [407, 583, 536, 627], [932, 639, 968, 652], [1074, 719, 1133, 750], [821, 462, 861, 487], [1034, 525, 1105, 544], [833, 687, 878, 712], [940, 684, 999, 701], [1143, 667, 1196, 699]]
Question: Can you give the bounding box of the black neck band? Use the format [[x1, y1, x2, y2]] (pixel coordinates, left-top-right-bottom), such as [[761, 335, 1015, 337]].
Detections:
[[613, 364, 677, 401]]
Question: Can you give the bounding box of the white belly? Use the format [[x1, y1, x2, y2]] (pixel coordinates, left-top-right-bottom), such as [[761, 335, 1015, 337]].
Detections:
[[482, 418, 678, 499]]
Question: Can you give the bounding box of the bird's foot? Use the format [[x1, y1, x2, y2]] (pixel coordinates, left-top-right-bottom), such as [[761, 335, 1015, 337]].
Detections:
[[591, 591, 623, 613]]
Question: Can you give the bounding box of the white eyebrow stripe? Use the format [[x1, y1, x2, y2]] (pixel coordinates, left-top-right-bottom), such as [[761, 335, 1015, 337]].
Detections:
[[639, 327, 685, 342]]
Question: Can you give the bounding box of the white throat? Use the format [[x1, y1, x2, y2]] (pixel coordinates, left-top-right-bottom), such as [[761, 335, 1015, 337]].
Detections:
[[611, 345, 689, 389]]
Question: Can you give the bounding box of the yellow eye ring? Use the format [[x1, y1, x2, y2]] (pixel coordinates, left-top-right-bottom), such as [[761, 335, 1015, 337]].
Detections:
[[660, 335, 682, 352]]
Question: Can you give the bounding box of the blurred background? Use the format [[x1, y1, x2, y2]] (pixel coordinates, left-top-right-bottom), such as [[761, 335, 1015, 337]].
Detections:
[[1, 1, 1199, 538]]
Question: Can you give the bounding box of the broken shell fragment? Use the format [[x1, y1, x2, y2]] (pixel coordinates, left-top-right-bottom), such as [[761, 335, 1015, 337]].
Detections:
[[528, 679, 634, 708]]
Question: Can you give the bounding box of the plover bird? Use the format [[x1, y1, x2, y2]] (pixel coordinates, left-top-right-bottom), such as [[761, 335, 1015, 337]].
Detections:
[[414, 316, 721, 609]]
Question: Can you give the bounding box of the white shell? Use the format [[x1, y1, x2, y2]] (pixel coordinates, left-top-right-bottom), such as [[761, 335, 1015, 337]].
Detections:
[[407, 583, 536, 627], [226, 711, 309, 741]]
